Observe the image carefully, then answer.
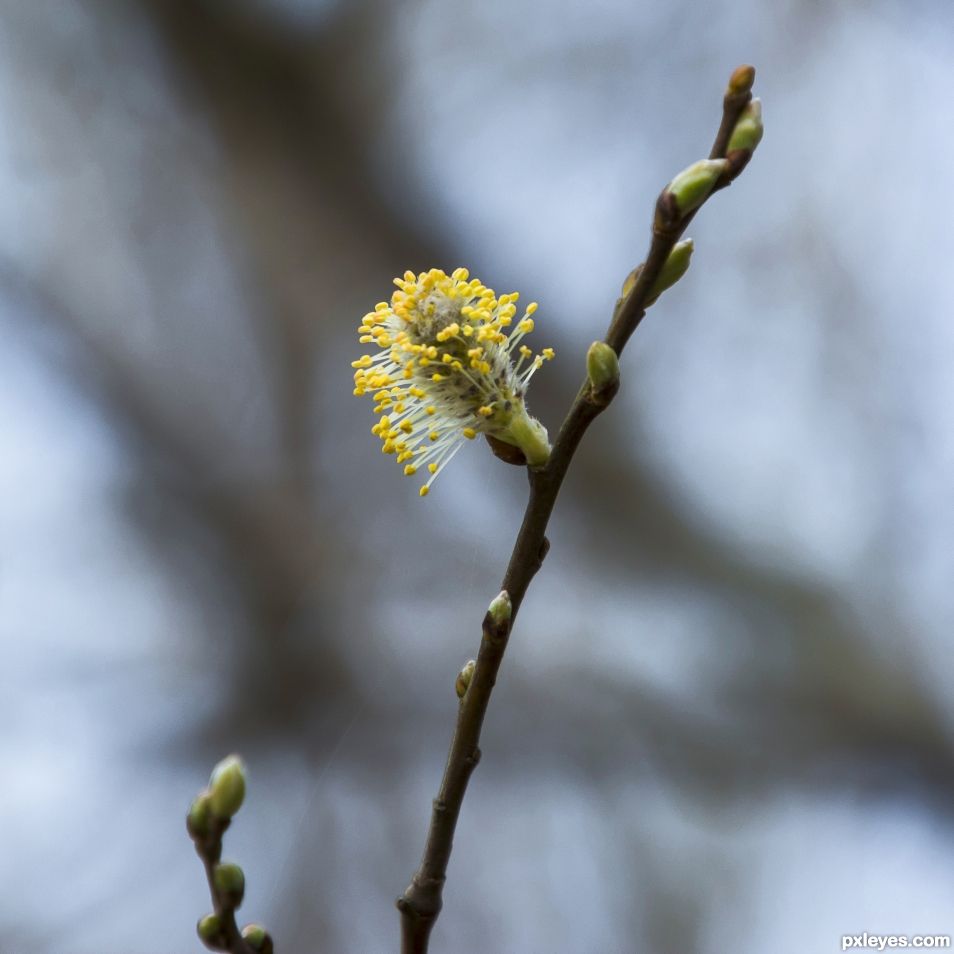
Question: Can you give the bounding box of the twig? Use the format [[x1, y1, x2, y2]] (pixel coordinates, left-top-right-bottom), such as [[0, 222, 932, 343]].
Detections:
[[191, 815, 257, 954], [188, 755, 274, 954], [397, 66, 759, 953]]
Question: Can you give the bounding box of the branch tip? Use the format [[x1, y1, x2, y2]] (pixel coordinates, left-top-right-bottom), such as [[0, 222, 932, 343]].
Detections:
[[728, 63, 756, 95], [209, 754, 246, 819], [188, 757, 271, 954]]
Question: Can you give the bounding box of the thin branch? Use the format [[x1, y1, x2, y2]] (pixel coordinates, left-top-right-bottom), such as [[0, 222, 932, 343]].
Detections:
[[191, 816, 257, 954], [397, 66, 758, 953], [187, 756, 273, 954]]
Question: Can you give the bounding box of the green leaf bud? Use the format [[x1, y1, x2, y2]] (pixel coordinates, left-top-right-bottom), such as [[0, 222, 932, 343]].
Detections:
[[209, 755, 246, 819], [586, 342, 620, 394], [727, 98, 763, 153], [665, 159, 728, 216], [488, 591, 512, 627], [455, 659, 476, 699], [197, 913, 224, 948], [242, 924, 274, 954], [620, 264, 642, 299], [187, 791, 213, 837], [647, 239, 694, 305], [213, 862, 245, 908]]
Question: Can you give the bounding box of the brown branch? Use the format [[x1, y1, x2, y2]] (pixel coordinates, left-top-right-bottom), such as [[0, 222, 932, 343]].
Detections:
[[397, 65, 758, 953]]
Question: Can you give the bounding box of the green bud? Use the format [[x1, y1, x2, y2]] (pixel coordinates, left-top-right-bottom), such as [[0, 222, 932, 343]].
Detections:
[[455, 659, 476, 699], [665, 159, 728, 216], [187, 791, 213, 837], [727, 98, 763, 153], [620, 264, 641, 299], [488, 590, 512, 627], [647, 239, 693, 305], [213, 862, 245, 907], [197, 913, 224, 947], [242, 924, 274, 954], [586, 341, 619, 393], [728, 64, 756, 95], [209, 755, 246, 819]]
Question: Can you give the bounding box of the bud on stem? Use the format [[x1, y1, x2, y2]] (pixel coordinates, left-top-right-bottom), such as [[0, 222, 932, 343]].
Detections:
[[213, 862, 246, 908], [647, 239, 693, 305], [188, 791, 213, 837], [665, 159, 728, 217], [586, 341, 620, 395], [727, 64, 756, 95], [197, 913, 225, 949], [727, 98, 763, 153], [242, 924, 275, 954], [455, 659, 476, 700], [209, 755, 246, 819], [487, 591, 512, 627]]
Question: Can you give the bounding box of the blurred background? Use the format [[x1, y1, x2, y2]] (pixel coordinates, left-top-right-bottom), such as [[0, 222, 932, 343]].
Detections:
[[2, 1, 953, 952]]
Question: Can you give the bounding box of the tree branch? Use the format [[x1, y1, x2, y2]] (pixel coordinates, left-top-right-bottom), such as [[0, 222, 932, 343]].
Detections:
[[397, 65, 759, 953], [188, 756, 274, 954]]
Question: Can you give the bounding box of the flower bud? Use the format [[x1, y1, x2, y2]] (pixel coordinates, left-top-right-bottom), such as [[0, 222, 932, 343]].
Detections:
[[647, 239, 693, 305], [620, 265, 642, 300], [209, 755, 246, 819], [242, 924, 274, 954], [488, 591, 512, 627], [213, 862, 245, 908], [187, 791, 213, 837], [727, 64, 756, 95], [197, 913, 224, 948], [455, 659, 476, 699], [727, 98, 763, 153], [586, 342, 619, 394], [665, 159, 728, 216]]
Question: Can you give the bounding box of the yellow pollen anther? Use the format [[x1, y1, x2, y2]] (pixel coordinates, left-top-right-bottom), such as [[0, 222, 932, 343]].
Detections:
[[353, 268, 553, 496]]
